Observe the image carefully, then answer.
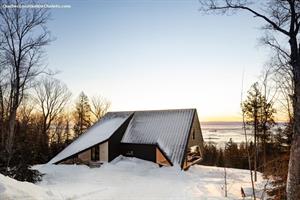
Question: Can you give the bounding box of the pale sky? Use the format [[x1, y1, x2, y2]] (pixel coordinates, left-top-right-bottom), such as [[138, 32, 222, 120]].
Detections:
[[44, 0, 270, 121]]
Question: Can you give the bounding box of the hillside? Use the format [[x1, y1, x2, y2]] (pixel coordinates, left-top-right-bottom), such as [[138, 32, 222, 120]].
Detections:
[[0, 156, 268, 200]]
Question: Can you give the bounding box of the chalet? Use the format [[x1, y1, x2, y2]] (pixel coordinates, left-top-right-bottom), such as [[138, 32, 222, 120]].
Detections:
[[48, 109, 204, 170]]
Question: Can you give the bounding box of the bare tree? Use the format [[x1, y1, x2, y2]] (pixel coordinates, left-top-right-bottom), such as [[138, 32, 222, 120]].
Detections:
[[199, 1, 300, 199], [91, 95, 111, 122], [0, 0, 51, 167], [17, 95, 35, 126], [0, 69, 7, 148], [33, 76, 71, 153], [224, 166, 228, 197], [242, 106, 256, 200], [49, 115, 65, 144], [267, 51, 293, 124], [241, 71, 256, 199]]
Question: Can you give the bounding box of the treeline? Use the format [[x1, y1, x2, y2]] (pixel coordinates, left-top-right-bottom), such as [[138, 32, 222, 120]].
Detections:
[[0, 77, 110, 181], [0, 1, 110, 182], [0, 77, 110, 182], [202, 129, 290, 171], [201, 75, 293, 199]]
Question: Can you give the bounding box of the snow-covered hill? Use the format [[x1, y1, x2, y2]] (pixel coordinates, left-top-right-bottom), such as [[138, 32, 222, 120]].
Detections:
[[0, 156, 268, 200]]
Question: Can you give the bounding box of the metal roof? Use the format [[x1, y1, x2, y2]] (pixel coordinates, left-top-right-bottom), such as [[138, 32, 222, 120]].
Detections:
[[48, 109, 197, 166], [121, 109, 195, 165], [48, 112, 133, 164]]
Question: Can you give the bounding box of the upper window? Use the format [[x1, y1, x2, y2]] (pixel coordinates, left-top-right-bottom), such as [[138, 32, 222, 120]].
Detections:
[[192, 130, 195, 140]]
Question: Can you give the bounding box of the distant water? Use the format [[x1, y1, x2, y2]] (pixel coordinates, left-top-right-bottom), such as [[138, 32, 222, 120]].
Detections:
[[200, 121, 283, 148]]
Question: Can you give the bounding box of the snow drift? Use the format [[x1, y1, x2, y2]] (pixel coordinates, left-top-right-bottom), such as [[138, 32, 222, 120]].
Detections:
[[1, 156, 268, 200]]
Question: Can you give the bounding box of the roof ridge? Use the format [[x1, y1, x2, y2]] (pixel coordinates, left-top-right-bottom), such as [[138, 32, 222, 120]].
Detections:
[[108, 108, 196, 113]]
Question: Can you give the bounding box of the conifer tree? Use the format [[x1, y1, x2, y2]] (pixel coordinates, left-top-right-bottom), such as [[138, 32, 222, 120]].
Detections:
[[217, 149, 225, 167], [259, 95, 276, 169], [73, 92, 92, 138], [243, 83, 276, 178], [242, 83, 261, 181], [64, 118, 72, 144], [224, 138, 239, 168]]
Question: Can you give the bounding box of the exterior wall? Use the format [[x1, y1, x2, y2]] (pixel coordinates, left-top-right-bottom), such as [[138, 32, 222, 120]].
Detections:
[[99, 142, 108, 162], [188, 113, 204, 150], [60, 157, 77, 164], [78, 149, 91, 164], [183, 112, 204, 170], [120, 143, 156, 162], [156, 148, 171, 166], [60, 143, 108, 164], [108, 114, 133, 161]]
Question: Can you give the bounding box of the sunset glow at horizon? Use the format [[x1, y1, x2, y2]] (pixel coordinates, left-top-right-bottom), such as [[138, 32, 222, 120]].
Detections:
[[45, 0, 284, 122]]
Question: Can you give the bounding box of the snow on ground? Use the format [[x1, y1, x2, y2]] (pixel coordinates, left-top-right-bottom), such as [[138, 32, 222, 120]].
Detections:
[[0, 173, 60, 200], [1, 156, 268, 200]]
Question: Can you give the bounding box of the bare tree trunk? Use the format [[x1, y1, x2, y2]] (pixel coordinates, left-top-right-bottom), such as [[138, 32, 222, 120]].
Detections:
[[242, 77, 256, 200], [254, 112, 258, 182], [0, 85, 5, 148], [263, 137, 266, 171], [287, 134, 300, 200], [224, 167, 228, 197], [243, 121, 256, 200], [287, 57, 300, 199], [286, 34, 300, 200], [6, 106, 17, 168]]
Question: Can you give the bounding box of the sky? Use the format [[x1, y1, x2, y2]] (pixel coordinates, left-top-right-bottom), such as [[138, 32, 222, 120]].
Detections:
[[41, 0, 271, 122]]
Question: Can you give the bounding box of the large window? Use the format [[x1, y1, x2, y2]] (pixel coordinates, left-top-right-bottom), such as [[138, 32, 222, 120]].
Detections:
[[91, 145, 100, 161]]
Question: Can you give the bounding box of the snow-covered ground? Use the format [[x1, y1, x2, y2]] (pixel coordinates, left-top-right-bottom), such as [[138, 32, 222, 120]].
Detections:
[[0, 156, 268, 200]]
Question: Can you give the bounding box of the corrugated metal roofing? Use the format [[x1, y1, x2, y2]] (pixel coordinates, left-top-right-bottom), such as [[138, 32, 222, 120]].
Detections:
[[48, 112, 133, 164], [121, 109, 195, 166], [48, 109, 197, 167]]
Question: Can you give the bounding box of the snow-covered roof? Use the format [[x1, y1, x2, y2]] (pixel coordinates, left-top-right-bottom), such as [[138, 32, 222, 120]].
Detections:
[[48, 109, 197, 166], [121, 109, 195, 166], [48, 112, 133, 164]]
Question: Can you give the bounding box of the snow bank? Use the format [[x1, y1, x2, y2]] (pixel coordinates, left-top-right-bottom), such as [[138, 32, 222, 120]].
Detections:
[[0, 174, 61, 200], [2, 156, 269, 200]]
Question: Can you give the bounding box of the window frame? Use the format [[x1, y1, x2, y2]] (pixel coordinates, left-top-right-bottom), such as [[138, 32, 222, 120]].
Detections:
[[91, 145, 100, 161]]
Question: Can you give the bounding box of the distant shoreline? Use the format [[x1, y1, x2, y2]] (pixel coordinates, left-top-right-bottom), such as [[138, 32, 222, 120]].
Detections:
[[201, 121, 287, 124]]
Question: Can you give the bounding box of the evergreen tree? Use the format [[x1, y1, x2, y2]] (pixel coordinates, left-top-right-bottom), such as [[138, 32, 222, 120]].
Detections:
[[224, 138, 239, 168], [64, 118, 72, 144], [258, 95, 276, 169], [216, 149, 225, 167], [238, 142, 250, 169], [73, 92, 92, 138], [202, 143, 218, 166], [242, 82, 276, 177], [242, 83, 261, 180]]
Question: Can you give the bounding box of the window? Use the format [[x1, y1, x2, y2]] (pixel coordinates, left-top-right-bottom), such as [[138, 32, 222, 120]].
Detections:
[[91, 145, 100, 161], [126, 150, 134, 156], [192, 130, 195, 140]]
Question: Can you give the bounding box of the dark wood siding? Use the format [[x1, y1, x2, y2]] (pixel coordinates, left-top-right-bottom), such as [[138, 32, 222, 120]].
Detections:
[[108, 115, 134, 161], [120, 143, 156, 162]]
